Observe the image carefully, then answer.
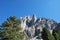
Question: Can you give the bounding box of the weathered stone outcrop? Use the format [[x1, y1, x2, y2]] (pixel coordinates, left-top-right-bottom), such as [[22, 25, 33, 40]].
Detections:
[[20, 14, 57, 40]]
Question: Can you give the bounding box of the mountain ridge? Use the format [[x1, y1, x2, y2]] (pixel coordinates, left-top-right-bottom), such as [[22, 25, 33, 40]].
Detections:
[[0, 15, 60, 40], [20, 14, 58, 40]]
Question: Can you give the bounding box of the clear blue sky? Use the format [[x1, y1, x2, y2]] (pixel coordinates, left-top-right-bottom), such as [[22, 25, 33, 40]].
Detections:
[[0, 0, 60, 25]]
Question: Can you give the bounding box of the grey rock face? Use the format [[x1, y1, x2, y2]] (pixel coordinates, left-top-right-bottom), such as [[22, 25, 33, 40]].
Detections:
[[20, 14, 57, 40]]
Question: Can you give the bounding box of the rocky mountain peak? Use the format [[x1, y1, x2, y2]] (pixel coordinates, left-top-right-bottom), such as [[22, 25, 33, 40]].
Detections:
[[20, 14, 57, 40]]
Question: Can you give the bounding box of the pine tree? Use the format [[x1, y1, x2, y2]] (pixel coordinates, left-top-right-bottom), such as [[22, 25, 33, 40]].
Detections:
[[1, 16, 26, 40], [52, 29, 60, 40], [42, 28, 55, 40]]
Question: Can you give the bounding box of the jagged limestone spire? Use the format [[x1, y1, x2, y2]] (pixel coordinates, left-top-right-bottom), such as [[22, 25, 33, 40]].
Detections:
[[32, 14, 37, 23], [32, 14, 36, 19]]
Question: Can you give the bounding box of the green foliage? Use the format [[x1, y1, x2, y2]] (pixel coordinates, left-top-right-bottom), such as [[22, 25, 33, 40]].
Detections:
[[52, 29, 60, 40], [1, 16, 26, 40], [2, 16, 20, 27], [42, 28, 55, 40]]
